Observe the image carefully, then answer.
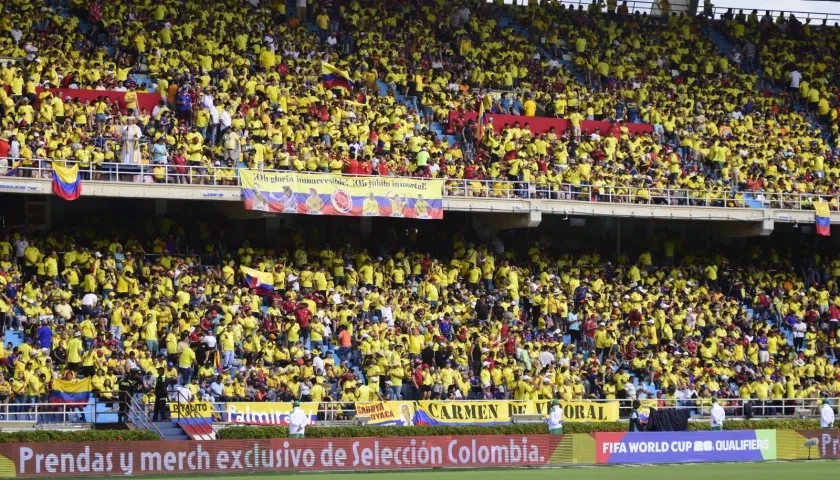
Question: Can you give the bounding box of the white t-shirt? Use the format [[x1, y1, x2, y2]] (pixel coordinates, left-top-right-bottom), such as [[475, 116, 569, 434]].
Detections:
[[174, 386, 193, 403], [289, 407, 309, 434], [789, 70, 802, 88], [539, 352, 555, 367], [14, 239, 28, 257], [81, 294, 99, 307], [548, 406, 563, 430], [793, 322, 807, 338]]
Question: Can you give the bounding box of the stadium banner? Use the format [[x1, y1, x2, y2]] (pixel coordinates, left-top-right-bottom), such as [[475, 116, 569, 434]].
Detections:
[[239, 170, 444, 219], [224, 402, 318, 426], [595, 430, 777, 464], [354, 401, 415, 426], [0, 436, 566, 477], [448, 111, 654, 136], [169, 401, 215, 438], [777, 430, 840, 459], [34, 88, 162, 114], [169, 401, 214, 420], [413, 400, 618, 426]]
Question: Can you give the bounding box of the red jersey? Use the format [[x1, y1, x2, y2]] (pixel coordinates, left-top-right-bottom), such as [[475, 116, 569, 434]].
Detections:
[[345, 158, 360, 175]]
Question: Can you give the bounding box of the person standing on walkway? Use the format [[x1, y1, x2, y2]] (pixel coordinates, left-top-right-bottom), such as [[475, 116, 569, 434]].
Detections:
[[821, 399, 835, 430], [152, 369, 170, 422], [289, 401, 309, 439], [710, 397, 725, 431], [548, 400, 563, 434]]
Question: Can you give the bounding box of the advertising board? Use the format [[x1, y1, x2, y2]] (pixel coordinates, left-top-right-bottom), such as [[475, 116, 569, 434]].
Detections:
[[595, 430, 777, 464], [0, 435, 563, 477]]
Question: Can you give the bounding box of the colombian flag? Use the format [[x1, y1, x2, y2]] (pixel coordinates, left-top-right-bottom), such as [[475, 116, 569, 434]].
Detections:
[[476, 95, 489, 143], [4, 159, 22, 176], [241, 266, 274, 295], [322, 62, 354, 91], [815, 200, 831, 236], [52, 163, 81, 200], [171, 402, 215, 439], [50, 378, 92, 406]]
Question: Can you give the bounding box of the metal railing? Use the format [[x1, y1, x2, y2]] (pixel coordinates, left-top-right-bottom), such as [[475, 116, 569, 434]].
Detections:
[[126, 395, 163, 438], [4, 396, 832, 427], [490, 0, 840, 23], [0, 402, 94, 424], [2, 160, 834, 213], [212, 398, 833, 422]]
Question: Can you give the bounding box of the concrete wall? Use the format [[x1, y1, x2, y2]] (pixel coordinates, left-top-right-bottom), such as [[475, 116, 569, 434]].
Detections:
[[1, 178, 834, 236]]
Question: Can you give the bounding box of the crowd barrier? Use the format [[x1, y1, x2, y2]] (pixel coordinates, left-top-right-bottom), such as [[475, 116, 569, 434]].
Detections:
[[0, 430, 837, 477], [222, 400, 620, 426], [4, 161, 836, 213]]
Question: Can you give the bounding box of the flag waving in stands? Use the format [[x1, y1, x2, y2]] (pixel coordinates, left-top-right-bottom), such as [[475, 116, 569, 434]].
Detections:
[[321, 62, 354, 91], [476, 95, 489, 143], [344, 91, 368, 108], [4, 159, 22, 176], [52, 163, 82, 201], [50, 378, 92, 407], [241, 266, 274, 295], [815, 200, 831, 236]]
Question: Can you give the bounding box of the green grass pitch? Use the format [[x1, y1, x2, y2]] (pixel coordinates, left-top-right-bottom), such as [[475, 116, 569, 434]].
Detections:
[[69, 461, 838, 480]]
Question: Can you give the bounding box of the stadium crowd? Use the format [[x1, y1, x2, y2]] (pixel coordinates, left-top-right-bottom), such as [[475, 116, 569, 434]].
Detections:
[[0, 0, 838, 209], [0, 214, 838, 416]]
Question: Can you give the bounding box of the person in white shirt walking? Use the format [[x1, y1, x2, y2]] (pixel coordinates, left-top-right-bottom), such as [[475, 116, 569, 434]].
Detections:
[[821, 399, 835, 430], [710, 397, 725, 431], [289, 401, 309, 438], [548, 400, 563, 434]]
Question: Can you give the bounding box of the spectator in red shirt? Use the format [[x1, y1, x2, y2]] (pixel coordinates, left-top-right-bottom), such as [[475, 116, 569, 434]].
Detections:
[[294, 302, 311, 345], [358, 158, 372, 175], [345, 156, 359, 175], [376, 159, 390, 176]]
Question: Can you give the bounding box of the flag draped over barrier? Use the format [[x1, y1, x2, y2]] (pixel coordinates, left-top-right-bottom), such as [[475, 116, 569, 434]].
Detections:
[[239, 170, 444, 219], [52, 163, 81, 200], [49, 378, 91, 406], [815, 201, 831, 236]]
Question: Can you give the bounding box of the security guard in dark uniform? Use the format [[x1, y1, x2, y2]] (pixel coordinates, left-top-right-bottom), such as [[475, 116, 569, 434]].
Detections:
[[153, 368, 170, 421], [117, 369, 139, 424]]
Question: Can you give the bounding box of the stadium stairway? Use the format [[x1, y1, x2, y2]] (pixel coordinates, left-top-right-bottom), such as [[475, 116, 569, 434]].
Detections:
[[153, 420, 191, 441], [53, 5, 117, 58], [6, 330, 23, 349], [741, 192, 766, 209], [705, 27, 735, 56], [499, 15, 587, 86]]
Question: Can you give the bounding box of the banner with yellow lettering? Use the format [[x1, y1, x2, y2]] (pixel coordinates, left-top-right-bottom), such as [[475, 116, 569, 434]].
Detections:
[[413, 400, 619, 426], [240, 170, 444, 219], [355, 401, 415, 426]]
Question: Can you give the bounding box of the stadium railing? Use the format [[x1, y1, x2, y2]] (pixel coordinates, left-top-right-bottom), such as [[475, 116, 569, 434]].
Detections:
[[1, 160, 832, 212], [15, 397, 831, 426], [0, 402, 95, 426], [489, 0, 840, 23], [208, 398, 833, 423]]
